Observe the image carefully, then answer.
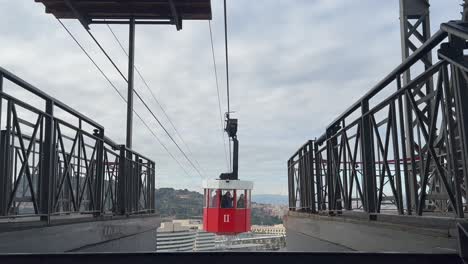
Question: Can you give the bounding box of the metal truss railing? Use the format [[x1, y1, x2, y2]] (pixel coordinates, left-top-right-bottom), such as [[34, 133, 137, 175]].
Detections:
[[0, 67, 155, 220], [288, 21, 468, 218]]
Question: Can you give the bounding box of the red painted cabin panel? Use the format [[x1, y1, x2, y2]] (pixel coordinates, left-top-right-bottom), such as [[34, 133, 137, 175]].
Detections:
[[203, 180, 253, 236]]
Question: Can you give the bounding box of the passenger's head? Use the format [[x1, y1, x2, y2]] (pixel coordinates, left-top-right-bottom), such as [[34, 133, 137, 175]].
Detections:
[[226, 191, 231, 197]]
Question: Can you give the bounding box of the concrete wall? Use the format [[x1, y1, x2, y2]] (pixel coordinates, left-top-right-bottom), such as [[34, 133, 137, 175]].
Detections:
[[0, 216, 161, 253]]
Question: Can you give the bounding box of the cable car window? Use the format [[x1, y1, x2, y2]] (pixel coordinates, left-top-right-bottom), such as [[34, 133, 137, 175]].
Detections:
[[204, 189, 209, 208], [246, 190, 251, 208], [221, 190, 234, 208], [237, 190, 246, 208], [209, 189, 220, 208]]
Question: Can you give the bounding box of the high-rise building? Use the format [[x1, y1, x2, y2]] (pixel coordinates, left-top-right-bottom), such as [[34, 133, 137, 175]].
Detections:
[[194, 230, 216, 251], [156, 222, 196, 252], [156, 220, 216, 252]]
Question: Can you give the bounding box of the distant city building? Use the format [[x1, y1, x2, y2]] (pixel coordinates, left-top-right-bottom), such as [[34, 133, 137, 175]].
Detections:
[[156, 220, 216, 252], [195, 231, 217, 251], [156, 220, 286, 252], [252, 203, 288, 219], [156, 222, 196, 252], [251, 224, 286, 236]]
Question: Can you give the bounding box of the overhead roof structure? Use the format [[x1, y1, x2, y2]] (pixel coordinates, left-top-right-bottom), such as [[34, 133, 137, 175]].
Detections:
[[34, 0, 213, 153], [35, 0, 212, 30]]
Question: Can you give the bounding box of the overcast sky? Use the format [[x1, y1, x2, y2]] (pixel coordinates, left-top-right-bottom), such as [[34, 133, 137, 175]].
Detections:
[[0, 1, 462, 195]]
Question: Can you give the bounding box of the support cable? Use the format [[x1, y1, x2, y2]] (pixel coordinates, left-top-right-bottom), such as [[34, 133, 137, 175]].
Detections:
[[208, 21, 230, 171], [57, 19, 192, 178], [105, 24, 206, 177], [83, 24, 204, 179]]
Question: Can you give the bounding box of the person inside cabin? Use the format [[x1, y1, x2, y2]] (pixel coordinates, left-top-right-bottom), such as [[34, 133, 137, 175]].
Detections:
[[237, 193, 245, 208], [211, 191, 219, 208], [221, 191, 233, 208]]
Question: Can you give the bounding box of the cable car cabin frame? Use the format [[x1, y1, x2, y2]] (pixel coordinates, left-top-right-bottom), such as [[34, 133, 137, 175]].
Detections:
[[203, 179, 253, 235]]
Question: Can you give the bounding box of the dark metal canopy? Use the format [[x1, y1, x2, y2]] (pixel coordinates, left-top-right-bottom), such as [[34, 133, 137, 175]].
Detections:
[[35, 0, 212, 29]]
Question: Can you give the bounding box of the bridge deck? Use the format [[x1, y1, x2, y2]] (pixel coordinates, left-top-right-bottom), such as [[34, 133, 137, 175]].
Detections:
[[285, 211, 462, 253]]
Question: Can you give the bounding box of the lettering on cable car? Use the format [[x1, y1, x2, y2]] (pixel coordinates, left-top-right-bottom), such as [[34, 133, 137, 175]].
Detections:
[[223, 214, 230, 223]]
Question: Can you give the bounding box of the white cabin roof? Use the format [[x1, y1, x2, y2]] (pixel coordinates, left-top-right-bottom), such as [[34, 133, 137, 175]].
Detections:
[[202, 179, 253, 190]]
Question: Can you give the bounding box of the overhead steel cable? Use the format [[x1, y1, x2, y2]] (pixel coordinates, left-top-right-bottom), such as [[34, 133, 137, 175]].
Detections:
[[224, 0, 231, 114], [209, 21, 230, 171], [56, 19, 191, 178], [224, 0, 232, 170], [105, 24, 207, 177], [79, 23, 204, 179]]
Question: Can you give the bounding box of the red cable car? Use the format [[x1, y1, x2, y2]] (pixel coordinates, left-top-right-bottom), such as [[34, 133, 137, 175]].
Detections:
[[203, 179, 253, 235], [203, 115, 253, 235]]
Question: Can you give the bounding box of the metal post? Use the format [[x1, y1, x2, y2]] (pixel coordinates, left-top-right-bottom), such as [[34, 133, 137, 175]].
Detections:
[[442, 64, 465, 218], [147, 161, 155, 213], [450, 35, 468, 208], [463, 0, 468, 22], [152, 161, 156, 213], [39, 100, 55, 222], [308, 140, 316, 213], [326, 135, 333, 211], [232, 137, 239, 179], [361, 100, 377, 214], [0, 74, 4, 216], [0, 73, 3, 130], [326, 131, 337, 211], [126, 17, 136, 149], [288, 159, 294, 211], [399, 0, 433, 214], [298, 148, 305, 211], [0, 131, 8, 216], [94, 128, 105, 215], [314, 143, 323, 211], [117, 145, 127, 215], [135, 157, 142, 212]]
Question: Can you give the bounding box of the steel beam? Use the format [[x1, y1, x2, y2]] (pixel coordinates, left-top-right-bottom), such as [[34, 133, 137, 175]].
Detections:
[[449, 34, 468, 206], [168, 0, 182, 30], [458, 222, 468, 260], [126, 18, 135, 149], [0, 73, 3, 132], [39, 100, 55, 222], [309, 141, 316, 213], [0, 74, 4, 216], [91, 20, 173, 25], [399, 0, 434, 214], [326, 132, 334, 211], [464, 0, 468, 22], [0, 130, 8, 216], [361, 100, 377, 214], [117, 145, 127, 215], [314, 142, 323, 211], [94, 128, 105, 215]]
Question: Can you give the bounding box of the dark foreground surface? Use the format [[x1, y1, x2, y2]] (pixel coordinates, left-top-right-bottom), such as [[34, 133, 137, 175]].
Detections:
[[0, 252, 463, 264]]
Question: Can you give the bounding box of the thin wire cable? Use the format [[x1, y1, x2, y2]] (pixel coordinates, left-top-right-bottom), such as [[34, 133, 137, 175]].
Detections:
[[209, 21, 230, 171], [224, 0, 232, 170], [56, 19, 191, 178], [105, 24, 207, 176], [82, 26, 203, 179]]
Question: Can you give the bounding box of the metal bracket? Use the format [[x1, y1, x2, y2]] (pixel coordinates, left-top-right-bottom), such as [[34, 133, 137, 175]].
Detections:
[[168, 0, 182, 31], [64, 0, 90, 30]]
